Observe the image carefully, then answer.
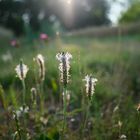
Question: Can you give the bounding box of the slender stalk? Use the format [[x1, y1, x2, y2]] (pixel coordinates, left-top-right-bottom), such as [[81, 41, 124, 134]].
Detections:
[[38, 82, 44, 115], [13, 132, 18, 140], [61, 86, 67, 140], [137, 112, 140, 138], [31, 88, 37, 111], [21, 79, 26, 106], [21, 79, 27, 140], [63, 86, 67, 131], [83, 100, 91, 136], [14, 114, 22, 140]]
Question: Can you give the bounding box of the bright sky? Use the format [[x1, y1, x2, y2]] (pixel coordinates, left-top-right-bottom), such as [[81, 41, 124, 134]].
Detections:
[[107, 0, 129, 25]]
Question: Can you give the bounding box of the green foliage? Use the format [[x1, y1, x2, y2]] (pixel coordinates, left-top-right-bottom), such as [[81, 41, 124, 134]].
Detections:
[[0, 35, 140, 139], [64, 0, 110, 29], [0, 0, 25, 36], [119, 1, 140, 23]]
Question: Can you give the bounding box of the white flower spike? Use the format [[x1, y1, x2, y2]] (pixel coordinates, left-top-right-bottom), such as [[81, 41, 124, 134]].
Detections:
[[36, 54, 45, 82], [56, 52, 72, 86], [83, 74, 98, 99], [15, 60, 29, 80]]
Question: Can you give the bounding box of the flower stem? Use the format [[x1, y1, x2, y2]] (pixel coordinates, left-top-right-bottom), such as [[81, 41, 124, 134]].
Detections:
[[14, 114, 22, 140], [39, 82, 44, 115], [62, 86, 67, 137], [21, 79, 26, 106], [83, 100, 91, 135], [21, 79, 27, 139]]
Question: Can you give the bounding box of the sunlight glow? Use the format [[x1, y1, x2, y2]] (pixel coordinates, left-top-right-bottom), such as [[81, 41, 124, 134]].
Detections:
[[59, 0, 74, 27], [67, 0, 72, 5]]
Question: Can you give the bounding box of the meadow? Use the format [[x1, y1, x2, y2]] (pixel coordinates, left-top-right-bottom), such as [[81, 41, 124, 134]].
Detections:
[[0, 34, 140, 140]]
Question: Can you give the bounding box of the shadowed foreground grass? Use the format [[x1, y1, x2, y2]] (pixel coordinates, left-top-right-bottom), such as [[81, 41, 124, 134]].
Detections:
[[0, 35, 140, 139]]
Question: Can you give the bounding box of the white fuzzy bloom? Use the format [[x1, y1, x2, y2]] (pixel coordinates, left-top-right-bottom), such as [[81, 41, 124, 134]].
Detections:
[[120, 134, 127, 139], [13, 106, 29, 119], [13, 110, 21, 119], [56, 52, 72, 86], [113, 105, 119, 113], [83, 74, 98, 99], [40, 116, 48, 125], [15, 61, 29, 80], [19, 106, 29, 113], [36, 54, 45, 82], [1, 51, 13, 62]]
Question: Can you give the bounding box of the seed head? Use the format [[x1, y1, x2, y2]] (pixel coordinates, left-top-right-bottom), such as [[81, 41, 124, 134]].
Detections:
[[31, 87, 37, 104], [56, 52, 72, 86], [83, 74, 98, 99], [15, 60, 29, 80], [118, 120, 122, 128], [113, 105, 119, 113], [35, 54, 45, 82]]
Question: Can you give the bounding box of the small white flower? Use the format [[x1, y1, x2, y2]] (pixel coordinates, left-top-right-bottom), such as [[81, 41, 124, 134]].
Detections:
[[40, 117, 48, 125], [13, 110, 21, 119], [113, 105, 119, 113], [35, 54, 45, 82], [15, 60, 29, 80], [83, 74, 98, 99], [20, 106, 29, 113], [70, 118, 75, 122], [120, 134, 127, 139], [13, 106, 29, 119], [118, 120, 122, 128], [56, 52, 72, 62], [1, 51, 13, 62], [56, 52, 72, 86]]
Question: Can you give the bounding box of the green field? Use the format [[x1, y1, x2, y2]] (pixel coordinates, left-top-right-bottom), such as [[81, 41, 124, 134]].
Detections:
[[0, 35, 140, 139]]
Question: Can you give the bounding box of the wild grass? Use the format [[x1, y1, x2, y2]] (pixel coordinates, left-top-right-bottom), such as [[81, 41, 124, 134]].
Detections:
[[0, 35, 140, 139]]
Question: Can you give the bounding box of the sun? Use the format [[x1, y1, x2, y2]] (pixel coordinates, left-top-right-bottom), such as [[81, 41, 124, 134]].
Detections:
[[67, 0, 72, 5]]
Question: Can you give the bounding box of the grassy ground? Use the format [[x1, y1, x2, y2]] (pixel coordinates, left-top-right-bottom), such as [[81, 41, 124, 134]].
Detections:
[[0, 34, 140, 139]]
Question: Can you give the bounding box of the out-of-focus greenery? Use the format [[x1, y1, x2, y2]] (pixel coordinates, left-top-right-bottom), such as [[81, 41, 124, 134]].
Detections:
[[119, 1, 140, 24], [0, 34, 140, 139]]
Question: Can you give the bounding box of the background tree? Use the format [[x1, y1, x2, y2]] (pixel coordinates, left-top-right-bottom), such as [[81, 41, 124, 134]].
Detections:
[[0, 0, 110, 36], [119, 0, 140, 24], [72, 0, 110, 29], [0, 0, 25, 36]]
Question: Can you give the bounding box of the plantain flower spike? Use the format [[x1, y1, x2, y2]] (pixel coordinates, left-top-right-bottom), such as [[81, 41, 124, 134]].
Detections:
[[36, 54, 45, 82], [15, 60, 29, 80], [56, 52, 72, 86], [31, 87, 37, 105], [83, 74, 98, 99]]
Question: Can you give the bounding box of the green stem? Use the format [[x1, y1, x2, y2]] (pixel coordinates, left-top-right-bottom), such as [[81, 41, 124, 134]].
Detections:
[[21, 79, 27, 140], [83, 100, 91, 134], [39, 82, 44, 115], [137, 112, 140, 138], [21, 79, 26, 106], [15, 115, 22, 140], [62, 86, 67, 138]]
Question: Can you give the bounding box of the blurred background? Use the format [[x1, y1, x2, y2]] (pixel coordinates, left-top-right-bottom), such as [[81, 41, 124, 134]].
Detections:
[[0, 0, 140, 139], [0, 0, 140, 37]]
